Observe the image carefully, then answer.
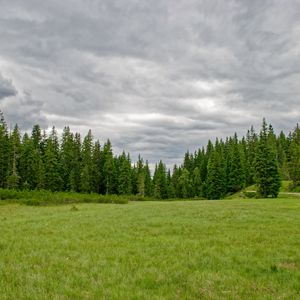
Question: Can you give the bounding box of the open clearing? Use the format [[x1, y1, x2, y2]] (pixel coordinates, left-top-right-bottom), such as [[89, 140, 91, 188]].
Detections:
[[0, 198, 300, 299]]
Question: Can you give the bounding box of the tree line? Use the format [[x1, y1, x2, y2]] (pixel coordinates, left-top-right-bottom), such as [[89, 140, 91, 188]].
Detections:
[[0, 111, 299, 199]]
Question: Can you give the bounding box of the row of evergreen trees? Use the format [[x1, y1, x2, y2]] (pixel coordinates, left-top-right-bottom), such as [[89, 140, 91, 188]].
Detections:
[[0, 111, 299, 199]]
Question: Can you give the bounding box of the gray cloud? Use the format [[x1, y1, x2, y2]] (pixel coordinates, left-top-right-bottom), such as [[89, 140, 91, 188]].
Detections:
[[0, 72, 17, 100], [0, 0, 300, 168]]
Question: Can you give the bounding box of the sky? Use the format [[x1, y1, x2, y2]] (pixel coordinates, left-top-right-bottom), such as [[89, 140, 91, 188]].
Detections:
[[0, 0, 300, 168]]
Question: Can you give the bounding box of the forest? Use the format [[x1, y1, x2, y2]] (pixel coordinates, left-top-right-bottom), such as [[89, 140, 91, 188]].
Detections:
[[0, 110, 299, 199]]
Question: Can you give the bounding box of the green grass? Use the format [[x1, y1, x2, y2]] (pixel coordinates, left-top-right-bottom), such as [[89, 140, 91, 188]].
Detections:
[[0, 198, 300, 299]]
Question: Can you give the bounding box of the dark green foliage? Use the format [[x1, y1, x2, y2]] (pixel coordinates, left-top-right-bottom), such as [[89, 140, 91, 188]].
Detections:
[[288, 125, 300, 186], [0, 111, 9, 188], [153, 161, 168, 199], [178, 168, 192, 198], [80, 130, 94, 193], [226, 134, 245, 193], [0, 188, 128, 205], [0, 111, 299, 200], [44, 127, 63, 191], [255, 119, 281, 198], [117, 151, 132, 195], [206, 147, 226, 200]]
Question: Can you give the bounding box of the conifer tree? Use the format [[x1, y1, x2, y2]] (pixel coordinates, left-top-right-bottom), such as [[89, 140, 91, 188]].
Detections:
[[226, 134, 245, 193], [102, 140, 115, 194], [91, 140, 101, 193], [288, 125, 300, 186], [81, 130, 94, 193], [153, 160, 168, 199], [61, 127, 75, 191], [0, 111, 9, 188], [192, 167, 202, 197], [206, 140, 226, 199], [69, 133, 82, 192], [7, 124, 21, 189], [117, 151, 132, 195], [144, 161, 153, 197], [255, 119, 280, 198], [178, 168, 192, 198], [166, 169, 175, 198], [44, 127, 63, 191]]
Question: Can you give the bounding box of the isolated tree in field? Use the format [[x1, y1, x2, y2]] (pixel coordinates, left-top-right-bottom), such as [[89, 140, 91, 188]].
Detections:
[[255, 119, 280, 198]]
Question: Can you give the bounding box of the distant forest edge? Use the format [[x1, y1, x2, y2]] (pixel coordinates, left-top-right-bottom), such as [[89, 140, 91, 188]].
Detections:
[[0, 110, 299, 200]]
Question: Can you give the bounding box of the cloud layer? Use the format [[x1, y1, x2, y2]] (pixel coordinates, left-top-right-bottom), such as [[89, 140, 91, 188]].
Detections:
[[0, 0, 300, 167]]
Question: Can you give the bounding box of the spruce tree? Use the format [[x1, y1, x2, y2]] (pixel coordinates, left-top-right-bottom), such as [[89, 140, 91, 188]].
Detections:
[[255, 119, 281, 198], [80, 130, 94, 193], [44, 127, 63, 191], [288, 125, 300, 186], [226, 134, 245, 193], [153, 161, 168, 199], [206, 141, 226, 200], [0, 111, 9, 188]]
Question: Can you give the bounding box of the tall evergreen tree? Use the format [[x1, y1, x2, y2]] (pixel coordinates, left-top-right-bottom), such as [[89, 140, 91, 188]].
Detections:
[[44, 127, 63, 191], [153, 161, 168, 199], [226, 134, 245, 193], [288, 125, 300, 186], [80, 130, 94, 193], [206, 141, 226, 199], [0, 111, 9, 188], [255, 119, 280, 198]]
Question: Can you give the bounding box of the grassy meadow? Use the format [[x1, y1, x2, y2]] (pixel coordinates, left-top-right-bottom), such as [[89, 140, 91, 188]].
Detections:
[[0, 197, 300, 299]]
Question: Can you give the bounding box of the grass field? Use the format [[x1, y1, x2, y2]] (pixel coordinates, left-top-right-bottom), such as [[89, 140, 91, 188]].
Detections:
[[0, 198, 300, 299]]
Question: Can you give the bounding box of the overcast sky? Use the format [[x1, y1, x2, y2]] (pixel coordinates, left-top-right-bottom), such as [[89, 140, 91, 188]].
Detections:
[[0, 0, 300, 168]]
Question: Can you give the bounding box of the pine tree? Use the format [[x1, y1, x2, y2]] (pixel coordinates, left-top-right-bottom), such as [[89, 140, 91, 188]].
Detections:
[[288, 124, 300, 186], [192, 167, 202, 197], [166, 169, 175, 198], [144, 161, 153, 197], [91, 140, 101, 193], [206, 141, 226, 200], [117, 151, 132, 195], [102, 140, 115, 194], [0, 111, 9, 188], [255, 119, 280, 198], [44, 127, 63, 191], [226, 134, 245, 193], [7, 124, 21, 189], [245, 126, 258, 185], [61, 126, 75, 191], [69, 133, 82, 192], [153, 160, 168, 199], [80, 130, 94, 193], [178, 168, 192, 198]]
